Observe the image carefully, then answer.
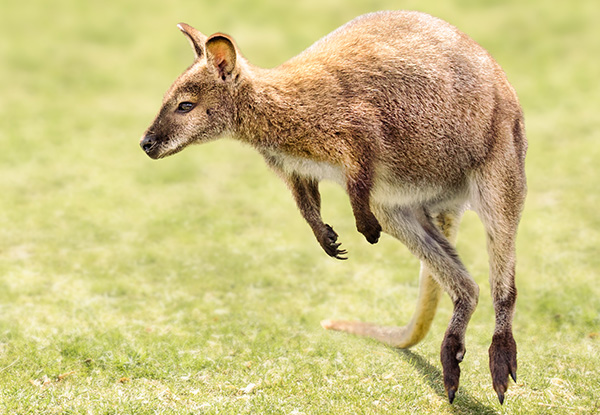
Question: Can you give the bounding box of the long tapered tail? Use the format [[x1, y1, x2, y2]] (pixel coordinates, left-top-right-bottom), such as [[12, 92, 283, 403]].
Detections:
[[321, 264, 442, 348], [322, 210, 461, 348]]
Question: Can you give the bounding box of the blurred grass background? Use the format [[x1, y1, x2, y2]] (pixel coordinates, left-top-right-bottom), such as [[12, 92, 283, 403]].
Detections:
[[1, 0, 599, 413]]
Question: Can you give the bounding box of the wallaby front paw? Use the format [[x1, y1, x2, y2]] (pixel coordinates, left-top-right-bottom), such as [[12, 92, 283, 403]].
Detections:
[[357, 215, 382, 244], [319, 224, 347, 260]]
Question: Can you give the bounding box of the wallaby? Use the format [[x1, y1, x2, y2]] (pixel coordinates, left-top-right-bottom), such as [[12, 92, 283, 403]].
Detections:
[[141, 10, 527, 404]]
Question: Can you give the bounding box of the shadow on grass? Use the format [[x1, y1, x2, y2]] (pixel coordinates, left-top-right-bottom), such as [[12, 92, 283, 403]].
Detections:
[[396, 349, 498, 415]]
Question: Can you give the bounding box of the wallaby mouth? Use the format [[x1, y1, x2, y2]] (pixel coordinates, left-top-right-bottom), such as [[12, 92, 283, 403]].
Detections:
[[140, 134, 188, 159]]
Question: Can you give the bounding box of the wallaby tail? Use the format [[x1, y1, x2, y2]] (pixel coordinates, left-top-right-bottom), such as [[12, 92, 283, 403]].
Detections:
[[321, 209, 462, 348], [321, 268, 442, 348]]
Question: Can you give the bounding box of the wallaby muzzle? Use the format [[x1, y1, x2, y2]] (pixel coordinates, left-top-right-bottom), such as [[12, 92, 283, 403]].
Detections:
[[140, 134, 160, 159]]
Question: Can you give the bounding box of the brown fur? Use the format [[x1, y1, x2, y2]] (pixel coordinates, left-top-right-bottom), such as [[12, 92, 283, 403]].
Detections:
[[141, 11, 527, 404]]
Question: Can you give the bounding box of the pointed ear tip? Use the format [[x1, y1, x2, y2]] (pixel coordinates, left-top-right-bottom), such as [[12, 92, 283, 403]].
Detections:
[[177, 23, 191, 32]]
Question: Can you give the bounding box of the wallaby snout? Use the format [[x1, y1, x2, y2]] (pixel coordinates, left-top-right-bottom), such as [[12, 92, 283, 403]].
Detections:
[[140, 134, 160, 159]]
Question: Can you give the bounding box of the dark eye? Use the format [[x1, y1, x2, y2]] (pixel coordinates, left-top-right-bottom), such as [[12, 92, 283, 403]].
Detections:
[[176, 102, 195, 113]]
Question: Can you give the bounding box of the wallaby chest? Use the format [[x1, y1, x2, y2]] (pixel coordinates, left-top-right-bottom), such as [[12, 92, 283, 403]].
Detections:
[[263, 149, 346, 185]]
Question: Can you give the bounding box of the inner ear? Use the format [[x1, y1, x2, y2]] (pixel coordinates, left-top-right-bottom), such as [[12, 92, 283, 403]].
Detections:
[[205, 34, 237, 80]]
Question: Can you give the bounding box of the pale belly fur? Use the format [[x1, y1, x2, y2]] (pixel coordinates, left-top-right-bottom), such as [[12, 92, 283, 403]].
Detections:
[[267, 151, 455, 208]]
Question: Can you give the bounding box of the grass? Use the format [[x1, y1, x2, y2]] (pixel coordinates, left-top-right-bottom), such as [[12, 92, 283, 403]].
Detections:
[[1, 0, 599, 413]]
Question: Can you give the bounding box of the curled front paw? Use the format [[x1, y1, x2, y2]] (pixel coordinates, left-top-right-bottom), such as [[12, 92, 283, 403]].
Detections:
[[318, 224, 347, 260], [357, 214, 382, 244]]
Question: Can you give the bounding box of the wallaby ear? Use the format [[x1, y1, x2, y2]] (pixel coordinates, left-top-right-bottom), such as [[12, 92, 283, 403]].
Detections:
[[205, 34, 238, 81], [177, 23, 207, 60]]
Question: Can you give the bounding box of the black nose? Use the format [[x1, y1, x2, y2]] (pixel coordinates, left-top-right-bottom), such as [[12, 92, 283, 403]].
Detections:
[[140, 134, 158, 153]]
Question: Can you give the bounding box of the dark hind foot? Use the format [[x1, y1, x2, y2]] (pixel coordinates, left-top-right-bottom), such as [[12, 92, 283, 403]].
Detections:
[[489, 331, 517, 404], [441, 333, 465, 404]]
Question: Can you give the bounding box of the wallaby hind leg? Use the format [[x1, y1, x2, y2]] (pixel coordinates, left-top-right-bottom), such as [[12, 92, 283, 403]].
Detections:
[[321, 209, 463, 348], [323, 205, 478, 403], [473, 162, 526, 404]]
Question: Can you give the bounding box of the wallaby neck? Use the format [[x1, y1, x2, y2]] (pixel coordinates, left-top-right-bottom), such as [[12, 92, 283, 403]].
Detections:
[[232, 65, 324, 150]]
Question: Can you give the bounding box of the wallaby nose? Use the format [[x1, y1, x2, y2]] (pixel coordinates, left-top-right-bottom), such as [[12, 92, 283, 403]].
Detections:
[[140, 134, 157, 153]]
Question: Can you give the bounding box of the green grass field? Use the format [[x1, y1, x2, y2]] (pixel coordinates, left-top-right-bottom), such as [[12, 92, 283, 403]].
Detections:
[[1, 0, 599, 413]]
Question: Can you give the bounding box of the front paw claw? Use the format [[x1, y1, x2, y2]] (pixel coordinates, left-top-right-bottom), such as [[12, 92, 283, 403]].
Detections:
[[320, 224, 347, 260]]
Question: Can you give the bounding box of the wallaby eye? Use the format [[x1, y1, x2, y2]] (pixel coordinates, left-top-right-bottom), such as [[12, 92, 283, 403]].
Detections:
[[176, 102, 195, 113]]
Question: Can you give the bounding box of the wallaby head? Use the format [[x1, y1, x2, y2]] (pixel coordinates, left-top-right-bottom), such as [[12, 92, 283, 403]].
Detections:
[[140, 23, 242, 159]]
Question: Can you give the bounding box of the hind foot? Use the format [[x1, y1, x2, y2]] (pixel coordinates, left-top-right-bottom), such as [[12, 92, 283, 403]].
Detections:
[[489, 331, 517, 404], [441, 333, 465, 404]]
